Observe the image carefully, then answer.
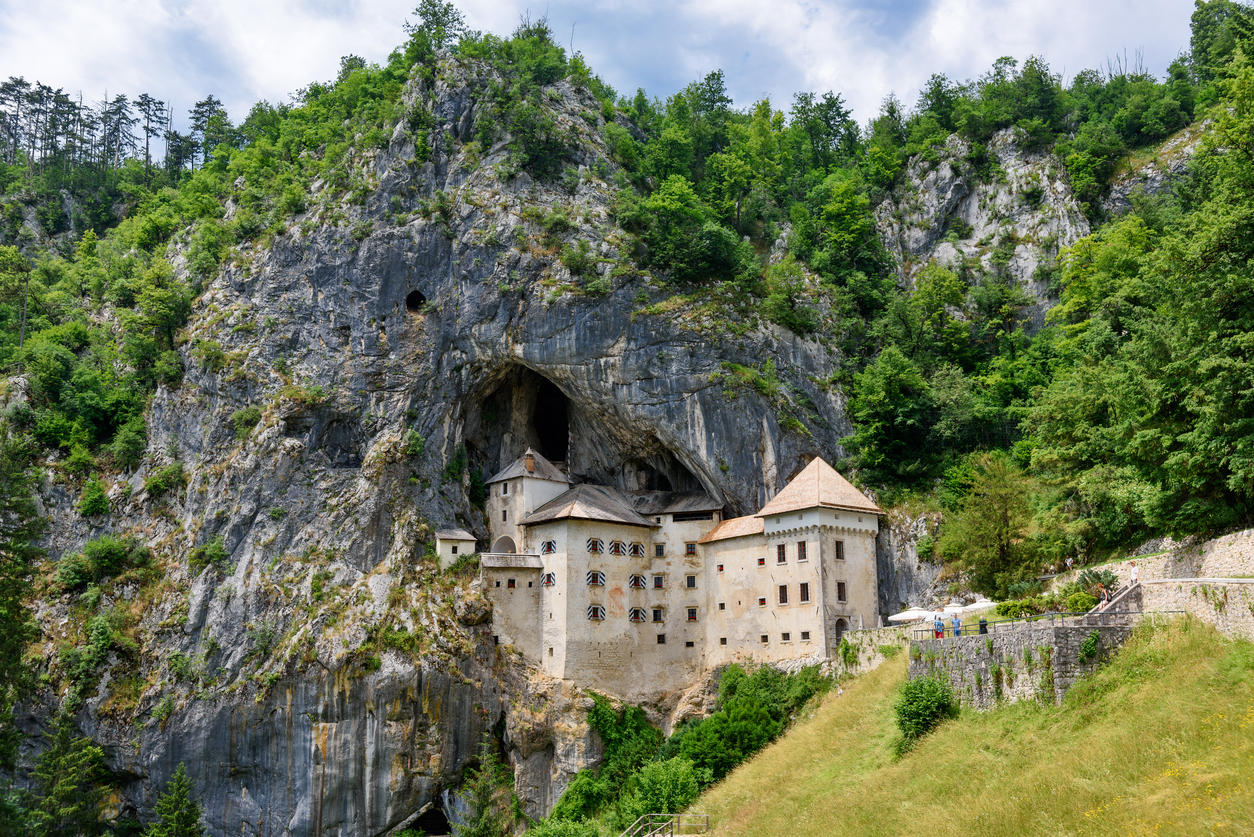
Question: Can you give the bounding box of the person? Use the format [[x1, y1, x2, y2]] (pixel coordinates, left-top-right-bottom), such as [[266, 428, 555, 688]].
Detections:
[[951, 612, 962, 637], [978, 616, 988, 635], [933, 613, 944, 639], [1066, 556, 1074, 572], [1097, 584, 1109, 610], [1130, 560, 1140, 586]]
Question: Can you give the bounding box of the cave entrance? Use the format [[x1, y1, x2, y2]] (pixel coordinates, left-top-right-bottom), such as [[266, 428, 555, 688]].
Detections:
[[412, 804, 451, 836], [405, 290, 427, 313], [533, 378, 568, 463]]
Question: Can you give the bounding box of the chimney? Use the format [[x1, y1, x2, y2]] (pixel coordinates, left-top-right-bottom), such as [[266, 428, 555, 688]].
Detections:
[[525, 453, 535, 473]]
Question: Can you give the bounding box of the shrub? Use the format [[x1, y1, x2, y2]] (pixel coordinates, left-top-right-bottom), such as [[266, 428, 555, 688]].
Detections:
[[231, 406, 262, 439], [190, 536, 228, 574], [145, 462, 185, 499], [404, 429, 425, 457], [78, 477, 109, 517], [618, 757, 700, 827], [57, 535, 150, 590], [1079, 630, 1100, 663], [1066, 591, 1099, 613], [894, 676, 957, 752], [1077, 568, 1118, 594]]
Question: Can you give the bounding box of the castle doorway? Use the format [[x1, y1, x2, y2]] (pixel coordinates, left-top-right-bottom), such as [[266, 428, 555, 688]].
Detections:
[[834, 618, 848, 643], [491, 536, 516, 554]]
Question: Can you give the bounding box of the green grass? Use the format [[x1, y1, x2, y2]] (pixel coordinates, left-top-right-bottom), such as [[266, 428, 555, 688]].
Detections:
[[698, 616, 1254, 837]]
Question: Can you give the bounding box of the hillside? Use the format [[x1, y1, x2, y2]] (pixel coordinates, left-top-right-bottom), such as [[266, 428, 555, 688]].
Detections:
[[699, 617, 1254, 836]]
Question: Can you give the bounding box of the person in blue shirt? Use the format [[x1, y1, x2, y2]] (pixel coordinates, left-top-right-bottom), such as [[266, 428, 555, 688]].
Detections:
[[951, 613, 962, 637], [933, 613, 944, 638]]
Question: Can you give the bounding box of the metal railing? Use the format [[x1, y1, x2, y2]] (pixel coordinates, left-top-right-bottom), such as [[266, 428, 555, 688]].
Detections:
[[620, 814, 710, 837], [910, 610, 1147, 641]]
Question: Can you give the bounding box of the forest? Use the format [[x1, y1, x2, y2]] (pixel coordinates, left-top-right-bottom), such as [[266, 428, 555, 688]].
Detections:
[[0, 0, 1253, 831]]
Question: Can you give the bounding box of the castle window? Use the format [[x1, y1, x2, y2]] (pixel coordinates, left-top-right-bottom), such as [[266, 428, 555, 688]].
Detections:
[[451, 546, 458, 555], [685, 641, 695, 647], [757, 557, 766, 567], [718, 602, 726, 611], [687, 607, 698, 622], [782, 632, 791, 642], [800, 582, 810, 603], [587, 571, 605, 587], [587, 538, 604, 554], [502, 482, 509, 495], [629, 574, 647, 589], [657, 634, 666, 644], [629, 542, 646, 557], [757, 597, 767, 608], [686, 574, 697, 589], [719, 637, 727, 645], [685, 543, 697, 556], [778, 584, 788, 605], [801, 631, 811, 641], [837, 581, 847, 602], [652, 608, 664, 623], [835, 540, 845, 561], [502, 510, 507, 522], [777, 544, 786, 564], [653, 575, 664, 589], [541, 540, 557, 555], [629, 608, 647, 622], [541, 572, 556, 586], [587, 605, 605, 620], [609, 540, 626, 555], [673, 511, 714, 522], [654, 544, 664, 558], [797, 541, 807, 562], [495, 581, 501, 588], [760, 634, 769, 643], [507, 579, 516, 589], [717, 563, 724, 572]]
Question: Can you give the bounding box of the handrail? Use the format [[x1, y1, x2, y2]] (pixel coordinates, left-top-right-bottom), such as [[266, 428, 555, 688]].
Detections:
[[909, 610, 1147, 641], [620, 813, 710, 837]]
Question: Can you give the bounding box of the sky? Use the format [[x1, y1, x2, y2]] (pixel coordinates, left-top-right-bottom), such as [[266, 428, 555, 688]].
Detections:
[[0, 0, 1196, 130]]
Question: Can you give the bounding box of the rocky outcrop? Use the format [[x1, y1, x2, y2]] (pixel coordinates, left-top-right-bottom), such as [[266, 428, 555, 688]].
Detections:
[[876, 508, 945, 615], [1102, 121, 1207, 216], [875, 130, 1091, 329], [25, 52, 853, 836]]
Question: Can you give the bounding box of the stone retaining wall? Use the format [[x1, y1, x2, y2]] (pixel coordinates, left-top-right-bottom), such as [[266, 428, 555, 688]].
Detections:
[[773, 624, 912, 679], [1059, 528, 1254, 588], [908, 624, 1132, 709], [1141, 580, 1254, 640]]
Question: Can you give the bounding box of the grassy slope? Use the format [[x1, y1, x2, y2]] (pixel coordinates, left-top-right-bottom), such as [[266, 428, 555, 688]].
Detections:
[[698, 618, 1254, 837]]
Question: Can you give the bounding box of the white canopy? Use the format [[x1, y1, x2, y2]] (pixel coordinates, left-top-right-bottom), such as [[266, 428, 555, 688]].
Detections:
[[887, 608, 930, 622]]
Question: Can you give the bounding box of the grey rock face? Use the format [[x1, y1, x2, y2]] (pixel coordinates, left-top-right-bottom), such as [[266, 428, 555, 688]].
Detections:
[[876, 509, 945, 615], [875, 130, 1091, 329], [1102, 122, 1206, 217]]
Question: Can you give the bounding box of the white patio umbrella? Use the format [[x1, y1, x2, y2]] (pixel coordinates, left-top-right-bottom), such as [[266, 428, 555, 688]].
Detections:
[[887, 608, 930, 622]]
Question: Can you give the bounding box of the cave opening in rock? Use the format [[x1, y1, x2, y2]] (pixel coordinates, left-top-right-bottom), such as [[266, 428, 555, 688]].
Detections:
[[405, 290, 427, 313], [413, 804, 451, 836], [532, 378, 568, 463]]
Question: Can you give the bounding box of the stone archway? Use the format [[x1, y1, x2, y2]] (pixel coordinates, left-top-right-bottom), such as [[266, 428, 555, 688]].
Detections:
[[834, 618, 848, 643], [491, 536, 516, 554]]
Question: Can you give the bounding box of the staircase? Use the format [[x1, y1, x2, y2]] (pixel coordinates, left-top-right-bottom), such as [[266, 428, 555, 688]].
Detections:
[[1082, 582, 1142, 626], [619, 814, 710, 837]]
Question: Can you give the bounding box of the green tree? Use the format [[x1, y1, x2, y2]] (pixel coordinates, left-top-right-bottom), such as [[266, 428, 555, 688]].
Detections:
[[454, 736, 511, 837], [28, 719, 108, 837], [849, 345, 935, 485], [149, 763, 206, 837], [618, 758, 700, 826], [939, 452, 1036, 596]]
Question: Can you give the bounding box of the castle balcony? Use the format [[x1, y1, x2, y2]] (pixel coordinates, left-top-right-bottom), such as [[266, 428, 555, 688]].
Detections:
[[480, 553, 544, 569]]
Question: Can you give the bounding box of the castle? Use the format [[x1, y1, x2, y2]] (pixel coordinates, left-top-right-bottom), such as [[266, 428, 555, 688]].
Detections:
[[459, 449, 882, 698]]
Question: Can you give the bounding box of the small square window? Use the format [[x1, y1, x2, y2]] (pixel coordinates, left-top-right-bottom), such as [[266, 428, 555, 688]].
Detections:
[[717, 563, 724, 572], [507, 578, 516, 589], [451, 545, 458, 555], [686, 575, 697, 589], [685, 641, 695, 648], [782, 632, 791, 642], [801, 631, 811, 641], [609, 540, 626, 555], [800, 582, 810, 604], [587, 571, 605, 587], [757, 597, 767, 607], [652, 608, 664, 623], [587, 605, 605, 620], [685, 543, 697, 556], [657, 634, 666, 644], [629, 574, 647, 589], [587, 538, 604, 554], [541, 572, 556, 586], [656, 517, 662, 524], [527, 581, 533, 588], [655, 544, 664, 557], [760, 634, 769, 643], [757, 557, 766, 567], [719, 637, 727, 645], [629, 607, 647, 622], [629, 542, 646, 557], [687, 607, 698, 622], [541, 540, 557, 554], [495, 580, 501, 588], [718, 602, 726, 611], [837, 581, 847, 602], [653, 575, 664, 589]]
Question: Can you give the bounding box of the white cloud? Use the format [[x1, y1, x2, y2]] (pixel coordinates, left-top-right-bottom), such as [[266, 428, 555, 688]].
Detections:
[[0, 0, 1196, 129]]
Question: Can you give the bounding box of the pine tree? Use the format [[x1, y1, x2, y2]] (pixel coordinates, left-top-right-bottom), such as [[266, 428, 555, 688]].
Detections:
[[148, 764, 205, 837], [28, 719, 108, 837], [453, 736, 509, 837]]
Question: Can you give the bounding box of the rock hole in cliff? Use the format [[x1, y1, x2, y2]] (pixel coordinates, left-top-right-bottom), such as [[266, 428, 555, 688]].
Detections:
[[532, 378, 568, 462], [412, 805, 452, 836], [406, 290, 427, 313]]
